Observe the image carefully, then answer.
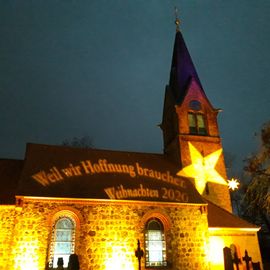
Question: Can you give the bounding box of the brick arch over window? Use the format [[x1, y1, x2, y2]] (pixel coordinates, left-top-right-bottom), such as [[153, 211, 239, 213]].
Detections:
[[140, 210, 171, 232], [49, 207, 83, 228]]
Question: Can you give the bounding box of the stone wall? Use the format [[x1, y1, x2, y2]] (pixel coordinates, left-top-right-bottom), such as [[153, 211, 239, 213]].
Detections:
[[0, 198, 210, 270], [0, 205, 16, 270], [11, 201, 50, 270]]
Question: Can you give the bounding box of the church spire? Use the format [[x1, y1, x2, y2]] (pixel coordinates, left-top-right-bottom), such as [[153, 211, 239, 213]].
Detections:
[[169, 19, 204, 104]]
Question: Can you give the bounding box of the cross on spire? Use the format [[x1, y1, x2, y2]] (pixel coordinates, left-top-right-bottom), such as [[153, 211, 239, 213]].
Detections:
[[174, 7, 181, 32]]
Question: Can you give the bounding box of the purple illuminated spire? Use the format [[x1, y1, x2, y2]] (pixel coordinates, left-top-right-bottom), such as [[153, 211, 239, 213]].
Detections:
[[169, 30, 205, 104]]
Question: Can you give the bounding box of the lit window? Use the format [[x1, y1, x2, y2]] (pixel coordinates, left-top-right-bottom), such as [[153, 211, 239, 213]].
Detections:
[[188, 112, 207, 135], [49, 217, 75, 268], [145, 219, 167, 267]]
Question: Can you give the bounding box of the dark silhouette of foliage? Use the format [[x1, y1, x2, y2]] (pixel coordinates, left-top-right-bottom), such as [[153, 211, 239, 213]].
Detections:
[[62, 136, 94, 149], [243, 121, 270, 231]]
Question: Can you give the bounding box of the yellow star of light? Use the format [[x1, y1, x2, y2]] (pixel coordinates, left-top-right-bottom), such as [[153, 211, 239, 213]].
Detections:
[[227, 178, 240, 191], [177, 142, 227, 194]]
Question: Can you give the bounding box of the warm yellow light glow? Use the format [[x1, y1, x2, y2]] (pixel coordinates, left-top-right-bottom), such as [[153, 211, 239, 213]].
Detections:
[[227, 178, 240, 191], [209, 237, 225, 268], [177, 142, 227, 194], [104, 245, 135, 270], [14, 241, 40, 270], [15, 259, 39, 270]]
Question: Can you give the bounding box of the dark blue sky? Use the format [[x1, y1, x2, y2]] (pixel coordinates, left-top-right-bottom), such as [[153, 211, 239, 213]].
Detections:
[[1, 1, 270, 177]]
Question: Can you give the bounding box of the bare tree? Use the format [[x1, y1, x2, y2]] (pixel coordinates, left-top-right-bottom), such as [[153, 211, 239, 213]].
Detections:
[[243, 121, 270, 231], [62, 136, 94, 149]]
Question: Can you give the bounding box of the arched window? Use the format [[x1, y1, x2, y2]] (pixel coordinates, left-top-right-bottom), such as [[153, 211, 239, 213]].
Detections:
[[188, 112, 207, 135], [49, 217, 76, 268], [189, 100, 202, 111], [188, 100, 207, 135], [145, 219, 167, 267]]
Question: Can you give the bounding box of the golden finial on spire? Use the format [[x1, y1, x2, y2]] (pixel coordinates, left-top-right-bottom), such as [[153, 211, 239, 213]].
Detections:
[[174, 6, 181, 32]]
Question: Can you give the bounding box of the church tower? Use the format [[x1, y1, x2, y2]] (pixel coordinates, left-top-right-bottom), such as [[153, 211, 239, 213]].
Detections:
[[161, 21, 232, 212]]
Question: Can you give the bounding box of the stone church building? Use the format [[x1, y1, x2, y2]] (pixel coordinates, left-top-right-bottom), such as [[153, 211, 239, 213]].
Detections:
[[0, 23, 263, 270]]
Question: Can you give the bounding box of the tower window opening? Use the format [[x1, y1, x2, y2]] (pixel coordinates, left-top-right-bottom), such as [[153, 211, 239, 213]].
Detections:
[[205, 182, 210, 195], [188, 112, 207, 135], [189, 100, 202, 111], [145, 219, 167, 267]]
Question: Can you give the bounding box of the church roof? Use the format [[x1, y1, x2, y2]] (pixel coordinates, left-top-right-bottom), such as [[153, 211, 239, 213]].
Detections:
[[169, 31, 208, 105], [207, 200, 259, 229], [0, 159, 24, 204], [16, 143, 205, 204], [0, 145, 258, 231]]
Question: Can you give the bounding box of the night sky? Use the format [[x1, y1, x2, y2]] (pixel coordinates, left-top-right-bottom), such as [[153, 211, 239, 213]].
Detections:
[[1, 1, 270, 177]]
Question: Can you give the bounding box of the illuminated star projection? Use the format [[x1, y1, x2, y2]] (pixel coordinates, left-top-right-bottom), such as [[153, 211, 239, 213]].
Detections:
[[227, 178, 240, 191], [177, 142, 227, 194]]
